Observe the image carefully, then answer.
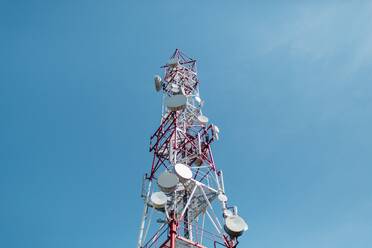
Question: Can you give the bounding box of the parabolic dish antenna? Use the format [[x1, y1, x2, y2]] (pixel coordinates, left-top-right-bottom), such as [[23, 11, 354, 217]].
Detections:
[[180, 86, 187, 96], [150, 191, 167, 209], [224, 215, 248, 237], [157, 171, 179, 193], [212, 124, 220, 133], [195, 96, 202, 104], [174, 163, 192, 182], [154, 75, 162, 92], [218, 193, 228, 202], [165, 95, 187, 111], [197, 115, 209, 124]]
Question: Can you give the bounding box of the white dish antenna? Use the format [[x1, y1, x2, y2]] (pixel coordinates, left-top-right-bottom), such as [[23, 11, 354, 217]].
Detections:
[[197, 115, 209, 124], [224, 215, 248, 237], [165, 95, 187, 111], [195, 96, 202, 104], [174, 163, 192, 182], [180, 86, 187, 96], [194, 96, 204, 107], [150, 191, 167, 209], [157, 171, 179, 193], [154, 75, 162, 92], [218, 193, 228, 202], [212, 124, 220, 141]]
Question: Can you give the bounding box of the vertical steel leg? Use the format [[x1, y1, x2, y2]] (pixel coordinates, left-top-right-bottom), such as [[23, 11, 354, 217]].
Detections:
[[137, 180, 152, 248], [169, 213, 177, 248]]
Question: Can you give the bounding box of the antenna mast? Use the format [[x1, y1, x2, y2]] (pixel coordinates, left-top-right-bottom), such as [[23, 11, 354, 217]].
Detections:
[[137, 49, 248, 248]]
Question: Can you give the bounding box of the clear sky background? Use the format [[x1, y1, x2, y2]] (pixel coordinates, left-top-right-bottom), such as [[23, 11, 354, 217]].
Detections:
[[1, 1, 372, 248]]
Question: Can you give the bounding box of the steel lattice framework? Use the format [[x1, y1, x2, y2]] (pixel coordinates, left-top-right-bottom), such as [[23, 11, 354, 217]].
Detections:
[[137, 49, 247, 248]]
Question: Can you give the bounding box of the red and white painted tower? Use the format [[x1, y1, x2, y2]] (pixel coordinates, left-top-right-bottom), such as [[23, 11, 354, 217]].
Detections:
[[137, 49, 248, 248]]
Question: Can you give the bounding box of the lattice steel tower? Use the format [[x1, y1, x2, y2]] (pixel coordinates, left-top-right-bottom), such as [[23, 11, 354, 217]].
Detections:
[[137, 49, 248, 248]]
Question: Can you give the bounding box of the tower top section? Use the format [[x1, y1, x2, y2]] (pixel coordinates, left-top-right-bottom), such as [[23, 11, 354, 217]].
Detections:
[[161, 48, 197, 72]]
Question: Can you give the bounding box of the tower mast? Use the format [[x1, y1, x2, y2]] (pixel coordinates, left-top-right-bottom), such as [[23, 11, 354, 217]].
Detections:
[[137, 49, 248, 248]]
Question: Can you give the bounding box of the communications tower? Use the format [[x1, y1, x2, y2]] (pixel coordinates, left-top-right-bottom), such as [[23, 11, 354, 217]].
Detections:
[[137, 49, 248, 248]]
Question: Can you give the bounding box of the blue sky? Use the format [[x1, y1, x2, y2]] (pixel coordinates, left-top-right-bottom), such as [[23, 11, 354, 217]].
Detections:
[[1, 1, 372, 247]]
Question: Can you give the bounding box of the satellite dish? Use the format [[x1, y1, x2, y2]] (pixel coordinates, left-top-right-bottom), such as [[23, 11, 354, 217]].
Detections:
[[157, 171, 179, 193], [212, 124, 220, 133], [181, 86, 187, 96], [197, 115, 209, 124], [165, 95, 187, 111], [195, 96, 202, 104], [218, 193, 228, 202], [150, 191, 167, 209], [212, 125, 220, 141], [224, 215, 248, 237], [174, 163, 192, 182], [154, 75, 162, 92]]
